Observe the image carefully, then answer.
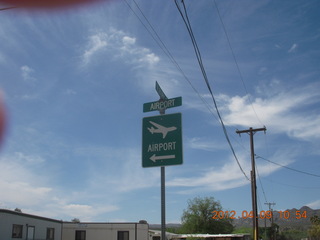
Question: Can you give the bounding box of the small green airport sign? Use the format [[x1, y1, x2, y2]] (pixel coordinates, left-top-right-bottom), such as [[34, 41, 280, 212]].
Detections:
[[142, 113, 183, 167], [143, 97, 182, 113]]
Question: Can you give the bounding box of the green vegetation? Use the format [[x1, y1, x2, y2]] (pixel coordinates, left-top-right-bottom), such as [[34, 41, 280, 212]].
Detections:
[[179, 196, 234, 234], [233, 226, 308, 240], [309, 215, 320, 239], [233, 226, 252, 237]]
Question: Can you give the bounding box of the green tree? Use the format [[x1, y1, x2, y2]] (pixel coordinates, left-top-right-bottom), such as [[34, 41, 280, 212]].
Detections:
[[180, 196, 234, 234], [266, 223, 279, 240], [309, 215, 320, 240]]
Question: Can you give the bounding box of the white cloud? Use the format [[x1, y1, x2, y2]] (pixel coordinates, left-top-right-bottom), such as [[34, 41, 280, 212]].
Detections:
[[167, 153, 251, 193], [64, 89, 77, 95], [23, 198, 120, 222], [81, 28, 159, 67], [0, 153, 120, 221], [14, 152, 45, 164], [0, 52, 5, 64], [80, 147, 159, 193], [138, 51, 159, 65], [306, 200, 320, 209], [288, 43, 298, 53], [218, 82, 320, 141], [20, 94, 38, 100], [21, 65, 36, 82], [167, 149, 295, 194], [60, 204, 119, 221], [122, 36, 136, 45], [0, 158, 51, 206], [258, 67, 268, 75], [187, 137, 227, 152], [82, 32, 108, 65]]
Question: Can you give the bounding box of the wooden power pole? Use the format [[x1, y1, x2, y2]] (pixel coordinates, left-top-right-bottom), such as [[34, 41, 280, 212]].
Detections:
[[265, 202, 276, 240], [236, 127, 266, 240]]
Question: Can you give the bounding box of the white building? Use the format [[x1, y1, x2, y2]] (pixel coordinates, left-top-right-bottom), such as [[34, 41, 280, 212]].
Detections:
[[62, 221, 149, 240], [0, 209, 149, 240], [0, 209, 62, 240]]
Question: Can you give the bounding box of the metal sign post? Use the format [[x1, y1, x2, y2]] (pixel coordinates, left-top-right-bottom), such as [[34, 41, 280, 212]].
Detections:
[[142, 81, 183, 240]]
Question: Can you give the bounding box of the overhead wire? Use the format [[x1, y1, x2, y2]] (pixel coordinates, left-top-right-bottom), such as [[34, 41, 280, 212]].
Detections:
[[123, 0, 220, 124], [212, 0, 264, 126], [255, 154, 320, 178], [256, 165, 268, 203], [174, 0, 250, 181], [263, 177, 320, 189]]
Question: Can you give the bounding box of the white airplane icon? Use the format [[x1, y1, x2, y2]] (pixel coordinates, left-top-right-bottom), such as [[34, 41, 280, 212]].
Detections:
[[148, 121, 177, 139]]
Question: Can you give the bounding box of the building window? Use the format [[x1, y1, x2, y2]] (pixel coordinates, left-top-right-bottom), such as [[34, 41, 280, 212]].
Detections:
[[118, 231, 129, 240], [12, 224, 23, 238], [75, 230, 86, 240], [46, 228, 55, 240]]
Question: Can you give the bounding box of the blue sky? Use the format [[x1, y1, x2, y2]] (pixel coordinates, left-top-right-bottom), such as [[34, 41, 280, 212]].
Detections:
[[0, 0, 319, 224]]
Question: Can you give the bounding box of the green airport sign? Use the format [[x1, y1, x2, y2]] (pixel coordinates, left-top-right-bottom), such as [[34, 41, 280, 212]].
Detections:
[[142, 113, 183, 167]]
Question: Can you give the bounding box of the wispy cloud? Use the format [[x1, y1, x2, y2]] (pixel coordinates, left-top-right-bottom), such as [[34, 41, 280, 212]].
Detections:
[[288, 43, 298, 53], [306, 200, 320, 209], [213, 82, 320, 141], [82, 32, 108, 65], [59, 203, 119, 221], [0, 157, 51, 206], [81, 28, 159, 67], [21, 65, 36, 82], [167, 148, 295, 194], [78, 28, 182, 96], [78, 146, 159, 193], [13, 152, 46, 164], [0, 152, 120, 221], [0, 52, 5, 64], [186, 137, 227, 152], [167, 153, 251, 193], [64, 89, 77, 95]]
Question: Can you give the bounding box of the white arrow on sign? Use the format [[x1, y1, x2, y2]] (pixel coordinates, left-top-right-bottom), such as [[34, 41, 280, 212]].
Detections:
[[150, 154, 176, 162]]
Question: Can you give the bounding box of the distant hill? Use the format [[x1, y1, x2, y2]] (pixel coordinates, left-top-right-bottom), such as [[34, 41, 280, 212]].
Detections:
[[149, 223, 181, 230], [233, 206, 320, 230]]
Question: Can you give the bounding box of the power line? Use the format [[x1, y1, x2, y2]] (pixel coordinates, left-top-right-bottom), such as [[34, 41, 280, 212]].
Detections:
[[256, 165, 268, 203], [263, 177, 320, 189], [255, 154, 320, 178], [212, 0, 264, 126], [123, 0, 221, 124], [174, 0, 250, 181], [126, 0, 250, 181]]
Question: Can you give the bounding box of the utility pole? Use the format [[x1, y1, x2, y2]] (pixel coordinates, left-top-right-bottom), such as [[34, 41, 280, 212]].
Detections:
[[265, 202, 276, 240], [236, 127, 266, 240], [265, 202, 276, 225]]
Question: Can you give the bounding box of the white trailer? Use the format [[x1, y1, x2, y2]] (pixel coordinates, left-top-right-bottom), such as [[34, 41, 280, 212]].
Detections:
[[0, 209, 62, 240], [62, 221, 149, 240]]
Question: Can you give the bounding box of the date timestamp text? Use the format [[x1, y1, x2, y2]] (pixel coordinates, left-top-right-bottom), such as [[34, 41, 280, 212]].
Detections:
[[212, 210, 307, 220]]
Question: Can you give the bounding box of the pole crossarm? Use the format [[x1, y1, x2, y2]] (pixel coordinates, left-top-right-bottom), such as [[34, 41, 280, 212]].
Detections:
[[236, 126, 266, 135]]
